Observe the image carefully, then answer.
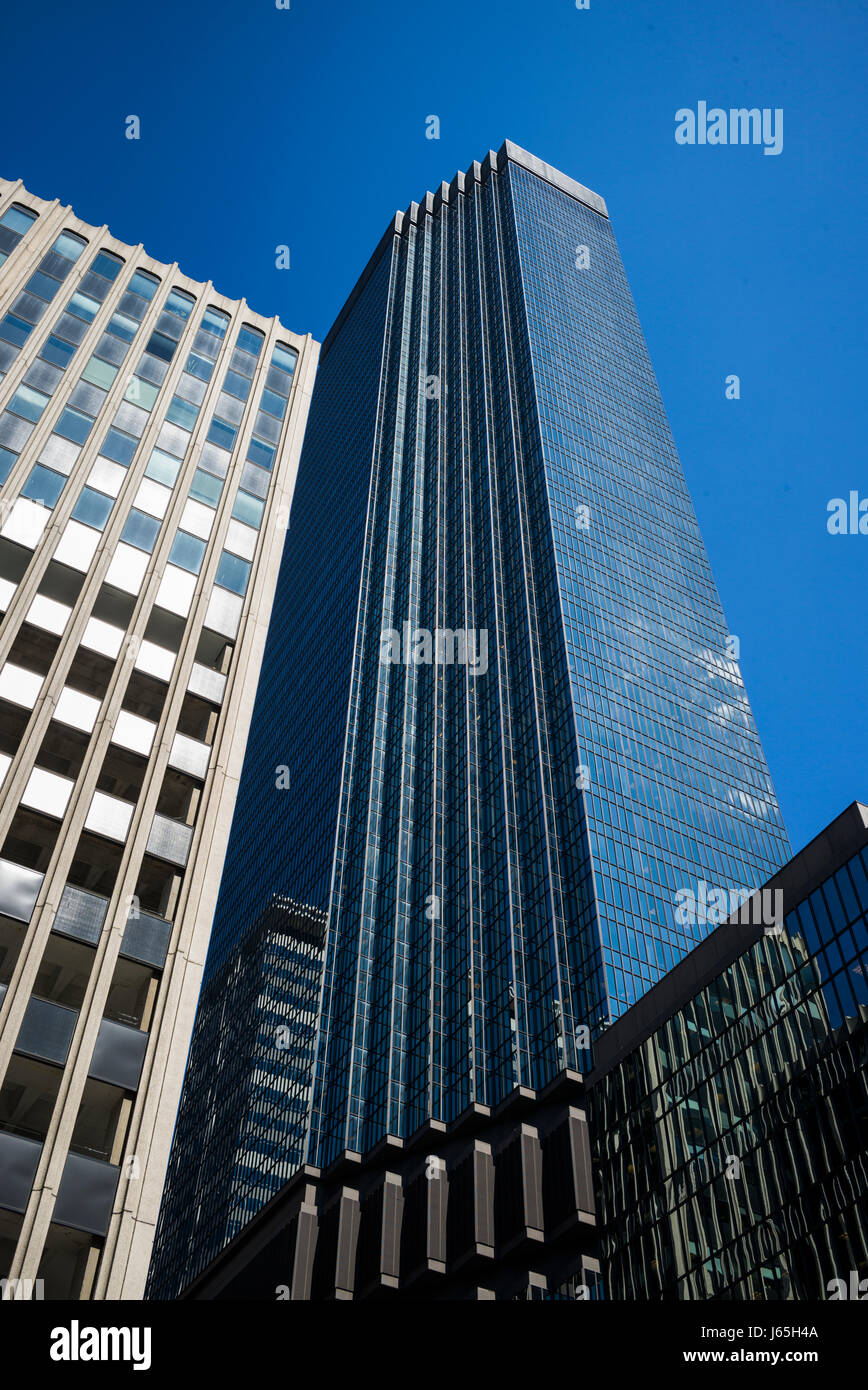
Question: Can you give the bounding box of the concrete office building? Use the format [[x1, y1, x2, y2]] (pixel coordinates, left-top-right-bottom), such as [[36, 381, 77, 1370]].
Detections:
[[0, 178, 317, 1299]]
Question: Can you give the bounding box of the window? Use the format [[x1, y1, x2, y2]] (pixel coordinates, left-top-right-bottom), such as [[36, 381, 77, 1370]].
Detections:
[[145, 331, 176, 363], [169, 531, 206, 574], [272, 343, 297, 374], [55, 407, 94, 445], [189, 469, 223, 508], [128, 270, 159, 301], [22, 465, 65, 509], [215, 550, 250, 595], [145, 448, 182, 488], [0, 446, 17, 484], [40, 336, 77, 368], [222, 369, 250, 401], [0, 314, 33, 347], [106, 313, 138, 343], [9, 385, 49, 423], [202, 307, 229, 339], [52, 232, 87, 263], [81, 357, 118, 391], [124, 378, 159, 412], [231, 490, 264, 528], [24, 269, 61, 303], [246, 437, 275, 470], [260, 388, 286, 420], [100, 427, 137, 467], [166, 396, 198, 431], [121, 509, 161, 553], [184, 353, 212, 382], [236, 326, 264, 356], [207, 417, 236, 450], [165, 289, 195, 320], [90, 252, 123, 282], [68, 291, 100, 323], [72, 487, 113, 531], [0, 205, 38, 270], [1, 204, 38, 235]]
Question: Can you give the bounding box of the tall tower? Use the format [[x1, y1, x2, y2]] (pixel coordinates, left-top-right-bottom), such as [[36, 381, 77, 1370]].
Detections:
[[0, 179, 318, 1299], [149, 142, 790, 1296]]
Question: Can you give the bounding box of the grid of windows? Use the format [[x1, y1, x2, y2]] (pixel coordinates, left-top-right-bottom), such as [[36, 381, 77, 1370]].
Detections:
[[0, 180, 307, 1299], [148, 148, 791, 1297], [591, 845, 868, 1299]]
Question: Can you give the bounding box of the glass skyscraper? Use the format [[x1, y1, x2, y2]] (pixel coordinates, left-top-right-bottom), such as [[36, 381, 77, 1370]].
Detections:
[[149, 141, 790, 1296]]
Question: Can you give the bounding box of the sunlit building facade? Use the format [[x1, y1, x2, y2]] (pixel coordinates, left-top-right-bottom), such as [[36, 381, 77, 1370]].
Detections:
[[0, 178, 317, 1299]]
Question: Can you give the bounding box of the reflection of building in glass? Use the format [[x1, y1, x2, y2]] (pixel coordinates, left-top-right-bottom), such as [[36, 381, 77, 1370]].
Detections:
[[589, 802, 868, 1299], [149, 141, 790, 1298], [0, 180, 318, 1299], [147, 897, 325, 1288]]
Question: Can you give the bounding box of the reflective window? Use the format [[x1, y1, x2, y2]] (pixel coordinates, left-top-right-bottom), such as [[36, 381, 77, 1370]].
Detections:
[[0, 204, 38, 235], [24, 269, 62, 303], [90, 251, 123, 282], [40, 336, 76, 368], [166, 396, 198, 431], [100, 426, 137, 467], [165, 289, 195, 320], [128, 270, 159, 301], [202, 307, 229, 339], [246, 437, 275, 471], [55, 407, 94, 444], [184, 352, 213, 382], [9, 385, 49, 423], [0, 314, 32, 347], [81, 357, 118, 391], [236, 326, 264, 356], [169, 530, 206, 574], [22, 464, 65, 509], [145, 448, 182, 487], [190, 469, 223, 508], [72, 487, 114, 530], [215, 550, 250, 594], [121, 509, 161, 553], [271, 343, 297, 375], [106, 312, 138, 343], [207, 417, 236, 450], [231, 490, 264, 528], [68, 291, 100, 323], [222, 370, 250, 401], [52, 232, 88, 263]]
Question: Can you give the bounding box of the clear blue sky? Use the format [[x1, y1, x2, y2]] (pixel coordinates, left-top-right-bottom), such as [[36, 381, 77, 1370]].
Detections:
[[5, 0, 866, 853]]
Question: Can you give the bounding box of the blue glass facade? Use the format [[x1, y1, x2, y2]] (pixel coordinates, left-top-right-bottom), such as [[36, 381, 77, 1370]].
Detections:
[[148, 143, 790, 1297]]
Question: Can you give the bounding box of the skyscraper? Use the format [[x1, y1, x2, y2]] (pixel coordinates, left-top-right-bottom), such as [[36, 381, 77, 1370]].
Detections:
[[149, 141, 790, 1296], [0, 177, 318, 1299]]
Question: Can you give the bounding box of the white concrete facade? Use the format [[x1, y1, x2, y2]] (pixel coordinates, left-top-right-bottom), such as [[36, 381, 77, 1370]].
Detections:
[[0, 179, 318, 1299]]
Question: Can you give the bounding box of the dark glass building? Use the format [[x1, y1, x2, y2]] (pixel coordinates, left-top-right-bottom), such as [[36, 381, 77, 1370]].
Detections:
[[148, 141, 790, 1297], [589, 801, 868, 1300]]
